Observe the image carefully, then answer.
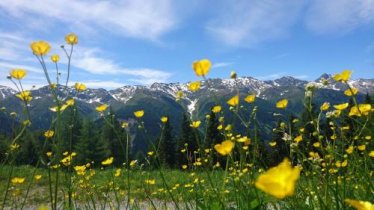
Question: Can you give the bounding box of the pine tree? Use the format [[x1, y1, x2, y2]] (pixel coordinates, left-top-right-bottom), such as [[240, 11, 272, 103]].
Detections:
[[158, 116, 175, 168], [204, 111, 222, 148], [102, 111, 127, 166], [176, 114, 196, 166], [75, 119, 109, 165]]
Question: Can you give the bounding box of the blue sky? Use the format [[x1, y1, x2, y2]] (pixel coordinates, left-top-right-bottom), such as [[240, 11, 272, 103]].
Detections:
[[0, 0, 374, 89]]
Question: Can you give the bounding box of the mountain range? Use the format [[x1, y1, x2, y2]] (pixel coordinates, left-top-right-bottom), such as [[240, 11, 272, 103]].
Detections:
[[1, 74, 373, 137]]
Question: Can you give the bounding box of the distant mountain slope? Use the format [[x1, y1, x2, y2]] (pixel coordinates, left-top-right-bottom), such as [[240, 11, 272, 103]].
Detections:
[[0, 74, 372, 135]]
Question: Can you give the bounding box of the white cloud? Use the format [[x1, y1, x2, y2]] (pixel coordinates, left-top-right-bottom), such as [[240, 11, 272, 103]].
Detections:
[[206, 0, 304, 47], [73, 49, 172, 85], [0, 0, 177, 41], [69, 80, 125, 90], [305, 0, 374, 34], [212, 62, 234, 69]]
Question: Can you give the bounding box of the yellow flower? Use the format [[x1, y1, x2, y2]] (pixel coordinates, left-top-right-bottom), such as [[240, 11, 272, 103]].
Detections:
[[269, 141, 277, 147], [50, 54, 60, 63], [333, 70, 352, 82], [237, 136, 250, 144], [10, 143, 20, 151], [161, 116, 168, 123], [345, 199, 374, 210], [227, 95, 239, 106], [121, 121, 129, 128], [16, 91, 32, 102], [349, 104, 372, 117], [192, 59, 211, 77], [9, 69, 27, 80], [320, 102, 330, 111], [96, 104, 108, 113], [11, 177, 25, 185], [255, 158, 300, 199], [147, 151, 154, 156], [46, 152, 52, 157], [60, 155, 72, 166], [294, 135, 303, 143], [244, 94, 256, 103], [101, 157, 114, 166], [74, 165, 87, 175], [65, 99, 75, 106], [130, 160, 137, 167], [346, 146, 354, 154], [30, 41, 51, 56], [344, 88, 358, 96], [114, 169, 121, 177], [145, 179, 156, 185], [230, 71, 237, 79], [182, 165, 188, 169], [214, 140, 235, 156], [188, 81, 201, 92], [212, 105, 222, 113], [50, 83, 57, 89], [313, 142, 320, 148], [134, 110, 144, 118], [65, 33, 78, 45], [44, 130, 54, 138], [176, 91, 184, 101], [358, 145, 366, 151], [276, 99, 288, 109], [369, 151, 374, 158], [37, 205, 50, 210], [334, 103, 349, 110], [190, 120, 201, 128], [34, 175, 42, 181], [74, 83, 87, 92]]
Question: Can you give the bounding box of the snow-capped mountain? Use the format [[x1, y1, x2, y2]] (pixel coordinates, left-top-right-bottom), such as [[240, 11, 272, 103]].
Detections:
[[1, 74, 373, 106], [0, 74, 373, 132], [0, 85, 16, 100]]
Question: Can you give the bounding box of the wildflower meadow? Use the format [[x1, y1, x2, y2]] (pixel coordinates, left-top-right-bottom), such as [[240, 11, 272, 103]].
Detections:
[[0, 34, 373, 210]]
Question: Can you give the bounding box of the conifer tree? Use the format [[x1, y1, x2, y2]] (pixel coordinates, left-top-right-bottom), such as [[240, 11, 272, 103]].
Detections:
[[75, 119, 109, 165], [158, 116, 175, 168], [176, 114, 196, 166]]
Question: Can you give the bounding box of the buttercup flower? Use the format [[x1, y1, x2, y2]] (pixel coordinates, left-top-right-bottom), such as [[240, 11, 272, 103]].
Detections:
[[30, 41, 51, 56], [276, 99, 288, 109], [74, 83, 87, 92], [320, 102, 330, 111], [190, 120, 201, 128], [161, 116, 168, 123], [255, 158, 300, 199], [333, 70, 352, 82], [9, 69, 27, 80], [11, 177, 25, 185], [51, 54, 60, 63], [192, 59, 211, 77], [349, 104, 372, 117], [214, 140, 235, 156], [134, 110, 144, 118], [212, 105, 222, 113], [244, 94, 256, 103], [101, 157, 114, 166], [345, 199, 374, 210], [334, 103, 349, 110], [44, 130, 54, 138], [65, 33, 78, 45], [227, 95, 239, 106], [344, 88, 358, 96], [96, 104, 109, 113], [188, 81, 201, 92], [16, 91, 32, 102]]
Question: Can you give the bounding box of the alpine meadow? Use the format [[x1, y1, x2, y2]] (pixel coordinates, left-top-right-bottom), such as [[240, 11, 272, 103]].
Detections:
[[1, 1, 374, 210]]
